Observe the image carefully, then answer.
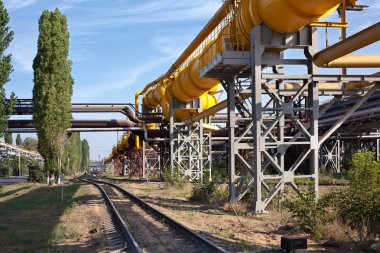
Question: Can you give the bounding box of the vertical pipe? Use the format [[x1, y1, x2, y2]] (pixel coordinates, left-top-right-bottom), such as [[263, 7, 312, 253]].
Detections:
[[142, 141, 146, 179], [227, 78, 237, 204], [252, 26, 265, 212], [338, 7, 347, 75], [169, 99, 175, 175]]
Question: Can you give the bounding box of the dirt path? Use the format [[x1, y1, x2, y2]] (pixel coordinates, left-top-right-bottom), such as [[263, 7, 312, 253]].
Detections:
[[51, 182, 124, 252]]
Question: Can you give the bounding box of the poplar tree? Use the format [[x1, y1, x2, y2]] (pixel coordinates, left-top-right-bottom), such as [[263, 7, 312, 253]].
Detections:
[[63, 132, 82, 175], [16, 133, 22, 145], [81, 139, 90, 171], [0, 1, 15, 138], [32, 9, 73, 180]]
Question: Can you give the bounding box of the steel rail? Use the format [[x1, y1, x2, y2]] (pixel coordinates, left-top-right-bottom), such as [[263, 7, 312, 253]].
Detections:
[[79, 179, 143, 253], [87, 178, 229, 253]]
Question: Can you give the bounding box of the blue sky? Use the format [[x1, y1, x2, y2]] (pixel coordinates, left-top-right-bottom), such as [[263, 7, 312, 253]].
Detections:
[[3, 0, 380, 160]]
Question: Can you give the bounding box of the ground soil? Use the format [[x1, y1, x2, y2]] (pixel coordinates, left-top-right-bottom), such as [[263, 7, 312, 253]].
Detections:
[[51, 182, 117, 252], [111, 180, 361, 253]]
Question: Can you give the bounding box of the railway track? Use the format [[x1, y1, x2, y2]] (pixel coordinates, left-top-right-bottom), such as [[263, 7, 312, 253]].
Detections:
[[80, 178, 228, 253]]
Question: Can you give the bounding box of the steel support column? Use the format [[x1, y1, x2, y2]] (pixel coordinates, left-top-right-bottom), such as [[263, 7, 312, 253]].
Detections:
[[250, 24, 320, 211], [169, 99, 212, 181]]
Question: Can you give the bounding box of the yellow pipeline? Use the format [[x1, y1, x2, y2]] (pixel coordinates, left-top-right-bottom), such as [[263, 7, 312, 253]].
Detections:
[[313, 22, 380, 67], [142, 0, 341, 121], [320, 55, 380, 68], [135, 91, 142, 113], [140, 2, 231, 94]]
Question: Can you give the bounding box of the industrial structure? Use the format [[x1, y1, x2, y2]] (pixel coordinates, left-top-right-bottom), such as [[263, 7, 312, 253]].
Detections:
[[8, 1, 380, 211], [0, 141, 43, 174]]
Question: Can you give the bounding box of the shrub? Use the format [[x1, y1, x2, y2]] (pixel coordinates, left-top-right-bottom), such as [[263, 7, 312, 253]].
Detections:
[[331, 151, 380, 252], [189, 180, 225, 202], [29, 169, 46, 183], [162, 166, 187, 189], [283, 187, 330, 237], [211, 158, 228, 183]]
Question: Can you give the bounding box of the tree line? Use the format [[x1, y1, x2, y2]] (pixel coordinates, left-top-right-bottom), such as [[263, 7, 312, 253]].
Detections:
[[1, 133, 90, 177]]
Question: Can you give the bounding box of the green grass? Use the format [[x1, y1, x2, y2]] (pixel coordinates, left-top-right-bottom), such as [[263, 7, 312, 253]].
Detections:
[[319, 174, 348, 185], [210, 227, 235, 239], [52, 225, 79, 244], [0, 186, 32, 199], [0, 183, 82, 252]]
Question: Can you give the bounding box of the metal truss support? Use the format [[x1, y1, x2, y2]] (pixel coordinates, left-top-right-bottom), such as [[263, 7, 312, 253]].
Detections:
[[320, 140, 341, 174], [169, 99, 212, 181], [250, 24, 319, 212], [124, 150, 143, 178], [377, 139, 380, 162], [142, 141, 161, 180]]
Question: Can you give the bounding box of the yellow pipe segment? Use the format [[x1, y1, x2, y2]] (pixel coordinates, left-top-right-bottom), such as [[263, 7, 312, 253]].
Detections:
[[140, 2, 231, 94], [141, 0, 342, 122], [313, 22, 380, 67], [135, 91, 142, 114], [235, 0, 341, 43], [320, 55, 380, 68]]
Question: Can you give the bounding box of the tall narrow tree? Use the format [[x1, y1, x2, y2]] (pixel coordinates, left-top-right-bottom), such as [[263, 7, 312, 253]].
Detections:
[[81, 139, 90, 171], [33, 9, 73, 182], [16, 133, 22, 145], [0, 1, 16, 138]]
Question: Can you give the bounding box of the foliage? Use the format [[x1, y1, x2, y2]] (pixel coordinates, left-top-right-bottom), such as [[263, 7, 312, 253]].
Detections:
[[211, 157, 228, 183], [0, 1, 15, 139], [283, 187, 330, 236], [22, 137, 38, 151], [19, 155, 29, 176], [32, 9, 73, 175], [189, 180, 225, 202], [81, 139, 90, 171], [15, 134, 22, 146], [62, 132, 82, 175], [0, 159, 14, 177], [28, 165, 46, 183], [162, 166, 187, 188], [210, 227, 234, 239], [331, 151, 380, 251], [4, 132, 12, 144]]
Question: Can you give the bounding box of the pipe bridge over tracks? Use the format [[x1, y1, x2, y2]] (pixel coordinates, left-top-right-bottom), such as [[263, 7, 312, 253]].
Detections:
[[8, 1, 380, 212]]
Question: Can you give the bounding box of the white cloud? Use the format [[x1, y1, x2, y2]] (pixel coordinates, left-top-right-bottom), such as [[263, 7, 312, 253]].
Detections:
[[72, 55, 170, 102], [57, 0, 92, 11], [5, 0, 38, 11], [152, 31, 195, 58], [72, 0, 221, 28], [11, 34, 37, 73]]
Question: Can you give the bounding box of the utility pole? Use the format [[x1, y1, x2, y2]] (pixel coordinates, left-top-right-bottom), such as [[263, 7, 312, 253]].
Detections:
[[18, 153, 21, 176]]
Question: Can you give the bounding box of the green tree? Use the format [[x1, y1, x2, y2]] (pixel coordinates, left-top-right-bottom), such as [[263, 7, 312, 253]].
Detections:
[[0, 1, 16, 139], [23, 137, 38, 151], [63, 132, 82, 175], [19, 155, 29, 176], [81, 139, 90, 171], [332, 151, 380, 251], [4, 132, 12, 144], [0, 157, 17, 177], [16, 133, 22, 145], [32, 9, 73, 182]]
